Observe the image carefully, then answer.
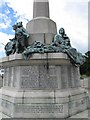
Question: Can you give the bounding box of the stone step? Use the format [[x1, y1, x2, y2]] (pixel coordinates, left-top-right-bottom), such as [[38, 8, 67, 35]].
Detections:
[[0, 109, 89, 119]]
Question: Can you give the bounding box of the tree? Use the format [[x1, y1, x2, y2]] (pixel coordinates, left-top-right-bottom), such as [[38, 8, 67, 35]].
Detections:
[[80, 51, 90, 76]]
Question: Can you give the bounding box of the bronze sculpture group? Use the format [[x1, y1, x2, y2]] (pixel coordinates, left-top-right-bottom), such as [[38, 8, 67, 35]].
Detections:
[[5, 22, 85, 66], [5, 22, 29, 56]]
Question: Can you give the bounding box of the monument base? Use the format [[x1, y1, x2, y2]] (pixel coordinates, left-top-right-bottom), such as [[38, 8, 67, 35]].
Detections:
[[0, 88, 88, 118], [0, 53, 88, 118]]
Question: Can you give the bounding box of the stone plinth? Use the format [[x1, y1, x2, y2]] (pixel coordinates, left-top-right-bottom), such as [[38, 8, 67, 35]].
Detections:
[[0, 53, 88, 118], [26, 17, 57, 44]]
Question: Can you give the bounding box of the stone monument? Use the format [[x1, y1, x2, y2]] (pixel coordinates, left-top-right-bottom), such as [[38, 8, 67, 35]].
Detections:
[[0, 0, 89, 119]]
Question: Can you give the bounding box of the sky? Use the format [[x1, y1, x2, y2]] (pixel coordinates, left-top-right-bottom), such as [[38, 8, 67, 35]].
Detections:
[[0, 0, 88, 58]]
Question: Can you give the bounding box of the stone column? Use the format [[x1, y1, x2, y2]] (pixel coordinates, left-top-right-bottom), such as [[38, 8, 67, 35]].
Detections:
[[33, 0, 50, 18]]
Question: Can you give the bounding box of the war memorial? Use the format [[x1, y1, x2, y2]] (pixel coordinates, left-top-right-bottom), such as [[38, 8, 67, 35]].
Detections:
[[0, 0, 89, 119]]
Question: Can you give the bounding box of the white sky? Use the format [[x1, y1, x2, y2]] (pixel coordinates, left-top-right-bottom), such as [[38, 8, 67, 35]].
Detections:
[[0, 0, 88, 55]]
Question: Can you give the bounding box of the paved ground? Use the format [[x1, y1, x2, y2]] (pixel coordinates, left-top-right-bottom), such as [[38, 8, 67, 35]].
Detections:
[[0, 109, 89, 120]]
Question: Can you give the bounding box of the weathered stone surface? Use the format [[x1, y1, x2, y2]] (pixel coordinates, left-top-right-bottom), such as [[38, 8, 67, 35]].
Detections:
[[14, 104, 64, 113], [19, 65, 58, 89], [33, 0, 50, 18], [26, 18, 57, 44], [0, 88, 88, 118], [1, 53, 71, 67], [3, 63, 81, 90], [61, 66, 68, 89]]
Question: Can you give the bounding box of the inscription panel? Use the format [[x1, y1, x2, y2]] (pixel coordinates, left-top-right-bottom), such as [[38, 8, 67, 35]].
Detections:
[[20, 65, 58, 89], [39, 66, 58, 89], [21, 66, 39, 88], [15, 104, 63, 113]]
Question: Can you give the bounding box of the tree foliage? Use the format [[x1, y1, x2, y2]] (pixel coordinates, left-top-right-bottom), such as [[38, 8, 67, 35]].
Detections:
[[80, 51, 90, 76]]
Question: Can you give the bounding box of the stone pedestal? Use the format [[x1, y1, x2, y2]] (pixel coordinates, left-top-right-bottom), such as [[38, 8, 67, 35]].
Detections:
[[26, 0, 57, 45], [26, 17, 57, 45], [0, 53, 88, 118]]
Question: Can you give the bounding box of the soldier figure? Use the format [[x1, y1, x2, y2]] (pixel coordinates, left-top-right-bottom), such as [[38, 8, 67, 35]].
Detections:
[[13, 22, 29, 53]]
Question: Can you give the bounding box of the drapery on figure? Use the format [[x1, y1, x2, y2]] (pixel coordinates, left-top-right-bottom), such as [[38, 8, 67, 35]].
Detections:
[[5, 22, 30, 55], [52, 28, 84, 66], [51, 28, 71, 50]]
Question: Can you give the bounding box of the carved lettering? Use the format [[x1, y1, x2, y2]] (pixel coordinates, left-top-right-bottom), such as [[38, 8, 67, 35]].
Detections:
[[15, 104, 63, 113]]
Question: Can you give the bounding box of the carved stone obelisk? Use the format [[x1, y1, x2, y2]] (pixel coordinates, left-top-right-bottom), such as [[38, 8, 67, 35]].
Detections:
[[26, 0, 57, 44], [33, 0, 50, 18]]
